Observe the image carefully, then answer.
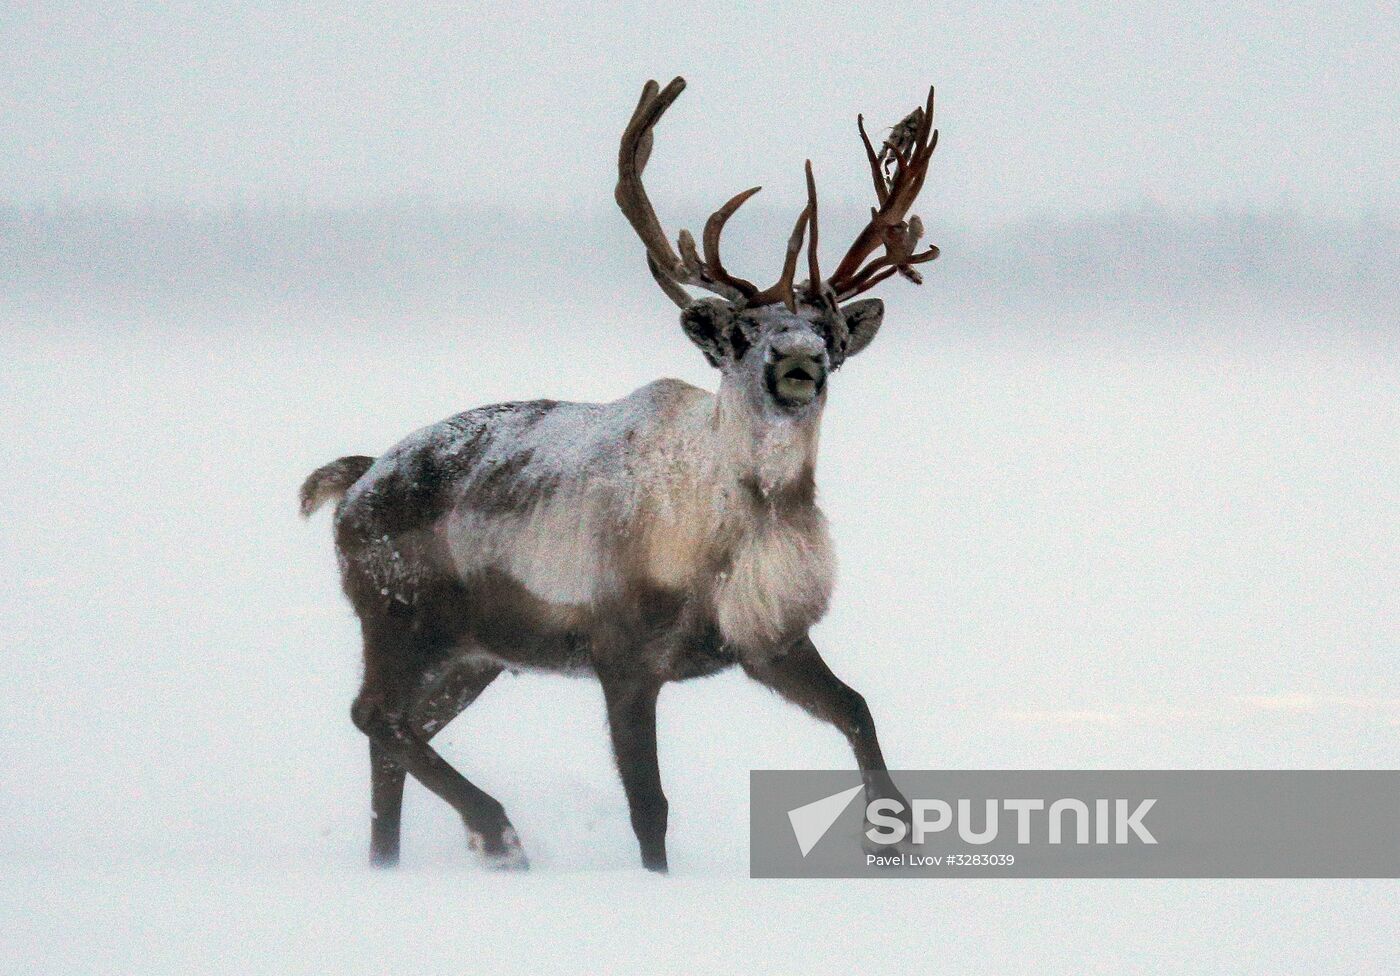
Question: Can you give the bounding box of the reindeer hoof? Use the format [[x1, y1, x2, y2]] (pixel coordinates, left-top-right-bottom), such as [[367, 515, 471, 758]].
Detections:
[[469, 826, 530, 871]]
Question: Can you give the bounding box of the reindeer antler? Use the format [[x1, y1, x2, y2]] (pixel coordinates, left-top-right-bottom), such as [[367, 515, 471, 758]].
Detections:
[[748, 160, 820, 312], [617, 78, 938, 310], [616, 78, 761, 307], [826, 87, 941, 301]]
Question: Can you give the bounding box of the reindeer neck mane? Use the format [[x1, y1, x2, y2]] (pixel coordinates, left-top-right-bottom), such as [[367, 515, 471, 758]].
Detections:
[[707, 376, 821, 505], [628, 377, 832, 648]]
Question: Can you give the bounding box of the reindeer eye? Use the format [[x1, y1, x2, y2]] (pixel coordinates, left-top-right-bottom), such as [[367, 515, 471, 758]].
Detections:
[[727, 326, 751, 361]]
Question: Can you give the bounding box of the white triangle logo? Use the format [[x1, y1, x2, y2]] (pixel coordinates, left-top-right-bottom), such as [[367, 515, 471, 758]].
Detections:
[[787, 784, 864, 857]]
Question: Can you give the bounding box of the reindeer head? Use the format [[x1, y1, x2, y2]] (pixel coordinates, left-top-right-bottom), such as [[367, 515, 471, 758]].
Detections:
[[616, 77, 939, 414]]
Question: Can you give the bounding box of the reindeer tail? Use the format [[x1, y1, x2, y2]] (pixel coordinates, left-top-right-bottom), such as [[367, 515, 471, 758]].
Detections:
[[299, 455, 375, 518]]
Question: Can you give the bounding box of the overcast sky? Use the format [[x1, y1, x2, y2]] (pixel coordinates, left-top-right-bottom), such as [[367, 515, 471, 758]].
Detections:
[[2, 2, 1395, 226]]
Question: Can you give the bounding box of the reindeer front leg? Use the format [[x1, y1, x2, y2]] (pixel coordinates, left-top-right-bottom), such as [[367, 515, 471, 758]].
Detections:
[[742, 634, 908, 811], [598, 667, 669, 872]]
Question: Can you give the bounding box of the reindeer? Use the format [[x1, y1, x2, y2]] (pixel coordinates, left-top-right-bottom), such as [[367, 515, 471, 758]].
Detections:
[[300, 77, 939, 872]]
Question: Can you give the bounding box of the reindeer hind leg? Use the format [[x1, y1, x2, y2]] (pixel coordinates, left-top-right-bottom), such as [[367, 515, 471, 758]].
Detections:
[[368, 740, 407, 867], [363, 657, 504, 867], [352, 618, 524, 869]]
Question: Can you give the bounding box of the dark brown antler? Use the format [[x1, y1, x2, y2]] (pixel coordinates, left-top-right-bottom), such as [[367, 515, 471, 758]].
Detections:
[[745, 159, 822, 312], [616, 77, 762, 307], [826, 87, 941, 302], [618, 78, 938, 310]]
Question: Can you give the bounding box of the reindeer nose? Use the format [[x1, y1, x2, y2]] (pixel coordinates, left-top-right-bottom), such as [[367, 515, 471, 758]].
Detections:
[[776, 352, 824, 378]]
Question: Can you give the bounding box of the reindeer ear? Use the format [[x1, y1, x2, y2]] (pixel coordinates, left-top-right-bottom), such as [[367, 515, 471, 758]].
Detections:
[[840, 299, 884, 359], [680, 299, 738, 368]]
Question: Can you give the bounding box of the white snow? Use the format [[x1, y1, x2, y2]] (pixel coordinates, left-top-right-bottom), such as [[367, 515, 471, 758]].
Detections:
[[2, 300, 1397, 973]]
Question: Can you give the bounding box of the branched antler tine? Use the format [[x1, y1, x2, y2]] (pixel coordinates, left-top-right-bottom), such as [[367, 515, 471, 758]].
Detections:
[[887, 129, 937, 217], [615, 76, 688, 278], [781, 207, 811, 311], [804, 160, 821, 293], [702, 186, 762, 297], [891, 100, 938, 218], [842, 239, 940, 300], [625, 80, 660, 173], [838, 263, 900, 300], [828, 87, 939, 293], [647, 253, 692, 308], [677, 229, 704, 275], [886, 104, 931, 207], [849, 252, 893, 286], [753, 206, 810, 311], [917, 86, 936, 152], [912, 127, 939, 194], [894, 141, 913, 176], [829, 220, 883, 285], [634, 78, 660, 114], [857, 115, 888, 205], [632, 81, 660, 173]]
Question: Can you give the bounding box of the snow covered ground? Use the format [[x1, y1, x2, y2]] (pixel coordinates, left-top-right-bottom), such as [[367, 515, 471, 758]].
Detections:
[[2, 299, 1397, 973]]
